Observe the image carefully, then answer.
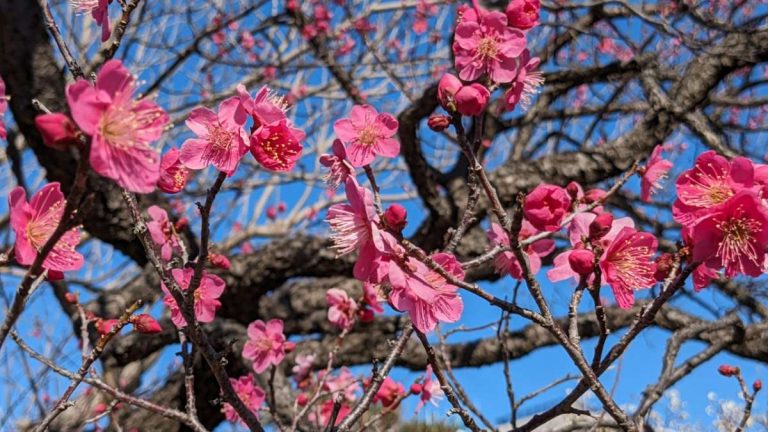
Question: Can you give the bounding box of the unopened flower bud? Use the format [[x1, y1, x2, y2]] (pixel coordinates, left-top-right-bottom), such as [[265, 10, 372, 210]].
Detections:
[[583, 188, 607, 204], [383, 204, 407, 232], [455, 83, 490, 117], [65, 292, 79, 304], [359, 308, 375, 323], [653, 253, 674, 281], [35, 113, 79, 151], [209, 252, 231, 270], [437, 74, 462, 111], [284, 341, 297, 353], [428, 114, 451, 132], [589, 213, 614, 240], [175, 217, 189, 231], [718, 364, 739, 377], [96, 318, 120, 336], [753, 379, 762, 392], [565, 181, 583, 201], [266, 206, 278, 220], [297, 393, 309, 406], [568, 249, 595, 276], [410, 383, 422, 394], [130, 314, 163, 334]]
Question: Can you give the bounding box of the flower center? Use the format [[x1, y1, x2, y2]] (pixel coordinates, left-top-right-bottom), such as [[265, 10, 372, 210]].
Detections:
[[611, 240, 653, 288], [208, 124, 235, 151], [26, 221, 51, 250], [716, 216, 761, 267], [357, 125, 378, 147], [679, 164, 733, 207], [477, 37, 499, 60], [100, 101, 165, 150]]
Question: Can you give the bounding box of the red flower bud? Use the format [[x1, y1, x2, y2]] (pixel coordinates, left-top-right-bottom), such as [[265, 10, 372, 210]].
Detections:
[[410, 383, 422, 394], [565, 181, 583, 201], [65, 292, 79, 304], [175, 217, 189, 231], [754, 379, 762, 392], [589, 213, 614, 240], [297, 393, 309, 406], [46, 270, 65, 282], [284, 341, 297, 353], [568, 249, 595, 276], [383, 204, 407, 232], [35, 113, 79, 151], [437, 74, 462, 111], [209, 252, 231, 270], [96, 318, 120, 336], [277, 201, 287, 212], [266, 206, 278, 220], [427, 114, 451, 132], [359, 308, 375, 323], [93, 403, 108, 415], [130, 314, 163, 334], [718, 364, 739, 377], [653, 253, 674, 281], [455, 83, 490, 117]]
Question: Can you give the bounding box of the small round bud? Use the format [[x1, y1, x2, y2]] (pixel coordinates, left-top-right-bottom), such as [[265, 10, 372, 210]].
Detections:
[[427, 114, 451, 132], [410, 383, 423, 394], [383, 204, 408, 232], [284, 341, 297, 353], [130, 314, 163, 334], [589, 213, 614, 240], [65, 292, 79, 304], [297, 393, 309, 406], [754, 379, 762, 392], [568, 249, 595, 276], [718, 364, 739, 377]]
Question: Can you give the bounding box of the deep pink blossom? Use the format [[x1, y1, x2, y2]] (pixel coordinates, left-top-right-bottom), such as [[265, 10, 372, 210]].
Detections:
[[372, 377, 405, 408], [383, 204, 407, 232], [146, 205, 179, 261], [641, 145, 673, 202], [438, 73, 462, 112], [334, 105, 399, 167], [387, 253, 464, 333], [505, 0, 540, 30], [504, 49, 543, 110], [687, 191, 768, 278], [313, 399, 351, 427], [326, 288, 358, 330], [523, 184, 572, 232], [66, 60, 168, 193], [9, 183, 84, 272], [35, 113, 79, 151], [243, 319, 287, 373], [319, 139, 354, 190], [157, 148, 189, 194], [130, 314, 162, 334], [415, 365, 444, 413], [221, 375, 265, 423], [71, 0, 113, 42], [600, 227, 658, 309], [161, 268, 225, 328], [180, 97, 248, 175], [673, 151, 754, 226], [453, 11, 526, 83], [487, 221, 554, 280]]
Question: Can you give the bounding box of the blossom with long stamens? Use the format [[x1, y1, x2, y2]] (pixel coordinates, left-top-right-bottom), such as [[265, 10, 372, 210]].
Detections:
[[71, 0, 112, 42], [599, 227, 658, 309], [66, 60, 168, 193], [320, 139, 354, 190], [673, 151, 754, 226], [180, 97, 249, 176], [504, 49, 543, 111], [157, 148, 189, 193], [453, 10, 526, 83], [9, 183, 84, 272], [687, 191, 768, 278], [334, 104, 399, 167]]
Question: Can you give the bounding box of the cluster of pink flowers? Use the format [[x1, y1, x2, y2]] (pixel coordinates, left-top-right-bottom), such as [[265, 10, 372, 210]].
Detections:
[[674, 151, 768, 289]]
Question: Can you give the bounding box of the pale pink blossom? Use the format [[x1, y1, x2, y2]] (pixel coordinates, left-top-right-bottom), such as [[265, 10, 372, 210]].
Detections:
[[161, 268, 225, 328], [415, 365, 444, 412], [640, 145, 673, 202], [9, 183, 84, 272], [243, 319, 287, 373], [71, 0, 112, 42], [180, 97, 248, 175], [292, 353, 316, 387], [453, 11, 526, 83], [66, 60, 168, 193], [326, 288, 358, 330], [333, 105, 399, 167], [221, 375, 265, 423], [387, 253, 464, 333], [146, 205, 179, 261]]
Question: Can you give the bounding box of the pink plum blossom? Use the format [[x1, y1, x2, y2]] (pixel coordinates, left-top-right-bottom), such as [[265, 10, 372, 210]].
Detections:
[[641, 145, 673, 202], [9, 183, 84, 272], [66, 60, 168, 193], [326, 288, 358, 330], [372, 376, 405, 408], [453, 11, 526, 83], [523, 184, 572, 232], [161, 268, 225, 328], [71, 0, 113, 42], [180, 97, 248, 176], [504, 49, 543, 110], [319, 139, 354, 190], [505, 0, 540, 30], [599, 227, 658, 309], [157, 148, 189, 194], [487, 221, 554, 280], [221, 375, 265, 423], [454, 83, 491, 116], [146, 205, 179, 261], [415, 365, 444, 413], [243, 319, 287, 373], [387, 253, 464, 333], [35, 113, 79, 151], [333, 105, 399, 167]]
